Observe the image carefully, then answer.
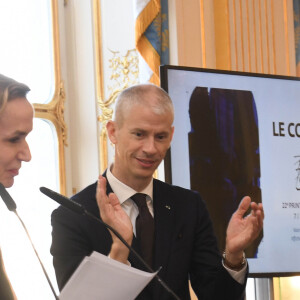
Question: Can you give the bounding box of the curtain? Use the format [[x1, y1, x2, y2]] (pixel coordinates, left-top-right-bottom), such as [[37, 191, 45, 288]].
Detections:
[[134, 0, 169, 84]]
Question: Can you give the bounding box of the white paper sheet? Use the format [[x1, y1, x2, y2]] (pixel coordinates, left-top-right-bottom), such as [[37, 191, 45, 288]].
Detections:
[[59, 251, 158, 300]]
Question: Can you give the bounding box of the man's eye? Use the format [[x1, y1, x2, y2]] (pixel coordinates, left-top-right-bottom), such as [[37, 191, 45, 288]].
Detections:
[[133, 132, 143, 137], [157, 135, 166, 140], [9, 137, 20, 143]]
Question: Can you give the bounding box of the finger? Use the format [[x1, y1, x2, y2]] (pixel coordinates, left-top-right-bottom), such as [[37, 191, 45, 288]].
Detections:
[[250, 203, 259, 217], [250, 202, 264, 221], [256, 207, 264, 229], [250, 202, 258, 210], [249, 207, 264, 232], [258, 214, 264, 230], [236, 196, 251, 217], [258, 203, 264, 220], [108, 192, 120, 207], [96, 175, 108, 206]]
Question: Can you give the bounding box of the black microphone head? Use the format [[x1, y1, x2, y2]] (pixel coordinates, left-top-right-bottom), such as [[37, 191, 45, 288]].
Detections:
[[40, 186, 85, 215], [0, 182, 17, 211]]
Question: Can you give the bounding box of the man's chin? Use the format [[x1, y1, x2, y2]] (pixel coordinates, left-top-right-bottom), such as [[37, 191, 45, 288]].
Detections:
[[136, 167, 157, 179]]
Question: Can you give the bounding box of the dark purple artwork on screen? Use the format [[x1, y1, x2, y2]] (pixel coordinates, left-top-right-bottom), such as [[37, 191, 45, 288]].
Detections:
[[188, 87, 262, 257]]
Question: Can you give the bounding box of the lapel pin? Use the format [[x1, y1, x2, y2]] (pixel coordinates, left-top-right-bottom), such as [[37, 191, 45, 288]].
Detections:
[[165, 205, 171, 210]]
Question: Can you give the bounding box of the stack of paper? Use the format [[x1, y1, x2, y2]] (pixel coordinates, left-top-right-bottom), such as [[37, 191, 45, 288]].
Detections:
[[59, 251, 157, 300]]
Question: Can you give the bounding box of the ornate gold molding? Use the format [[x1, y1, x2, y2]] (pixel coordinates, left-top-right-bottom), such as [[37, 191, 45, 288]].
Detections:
[[33, 0, 66, 195], [92, 0, 139, 173], [92, 0, 106, 173], [34, 81, 67, 146], [98, 49, 139, 172]]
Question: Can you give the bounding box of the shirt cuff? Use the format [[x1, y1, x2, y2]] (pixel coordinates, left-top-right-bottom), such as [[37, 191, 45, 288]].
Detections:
[[222, 260, 247, 284], [108, 254, 131, 266]]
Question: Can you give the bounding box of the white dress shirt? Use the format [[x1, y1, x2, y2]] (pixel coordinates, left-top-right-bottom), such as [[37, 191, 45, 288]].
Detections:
[[106, 164, 153, 236]]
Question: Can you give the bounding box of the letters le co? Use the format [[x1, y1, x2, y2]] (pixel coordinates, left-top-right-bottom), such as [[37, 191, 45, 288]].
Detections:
[[273, 122, 300, 137]]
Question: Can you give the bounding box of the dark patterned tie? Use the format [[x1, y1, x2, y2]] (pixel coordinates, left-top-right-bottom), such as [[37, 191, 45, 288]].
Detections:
[[131, 193, 154, 268]]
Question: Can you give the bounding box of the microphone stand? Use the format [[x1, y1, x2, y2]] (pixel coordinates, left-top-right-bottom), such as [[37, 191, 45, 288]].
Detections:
[[0, 183, 59, 300], [13, 211, 59, 300]]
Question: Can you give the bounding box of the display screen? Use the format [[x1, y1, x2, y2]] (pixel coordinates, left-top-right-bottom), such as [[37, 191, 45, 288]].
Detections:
[[161, 65, 300, 276]]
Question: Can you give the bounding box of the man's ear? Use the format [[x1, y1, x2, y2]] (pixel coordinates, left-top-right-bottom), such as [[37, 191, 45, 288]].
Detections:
[[168, 126, 175, 145], [167, 126, 175, 149], [106, 120, 117, 144], [170, 126, 175, 141]]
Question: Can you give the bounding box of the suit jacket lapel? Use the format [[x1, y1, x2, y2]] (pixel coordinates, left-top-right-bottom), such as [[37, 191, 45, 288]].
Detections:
[[151, 180, 176, 299], [153, 180, 175, 273]]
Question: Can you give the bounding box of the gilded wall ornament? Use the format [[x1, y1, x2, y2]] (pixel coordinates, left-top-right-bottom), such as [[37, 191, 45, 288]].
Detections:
[[96, 49, 139, 171], [97, 49, 139, 126]]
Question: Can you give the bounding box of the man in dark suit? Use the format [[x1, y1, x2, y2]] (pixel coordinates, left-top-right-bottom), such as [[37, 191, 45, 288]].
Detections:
[[51, 84, 264, 299]]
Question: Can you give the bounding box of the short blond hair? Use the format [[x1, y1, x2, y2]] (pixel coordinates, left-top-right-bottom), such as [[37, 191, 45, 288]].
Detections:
[[0, 74, 30, 114], [114, 84, 174, 127]]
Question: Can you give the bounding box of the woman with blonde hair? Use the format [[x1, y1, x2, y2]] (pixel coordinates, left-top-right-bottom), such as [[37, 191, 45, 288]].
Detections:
[[0, 74, 33, 299]]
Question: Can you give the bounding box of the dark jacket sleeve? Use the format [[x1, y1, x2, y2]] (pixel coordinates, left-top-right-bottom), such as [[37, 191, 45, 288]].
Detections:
[[50, 183, 112, 291], [153, 181, 247, 300], [188, 190, 247, 300]]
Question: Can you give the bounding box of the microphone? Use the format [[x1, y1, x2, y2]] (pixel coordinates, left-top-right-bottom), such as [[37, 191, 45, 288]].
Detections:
[[0, 183, 59, 300], [40, 186, 182, 300]]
